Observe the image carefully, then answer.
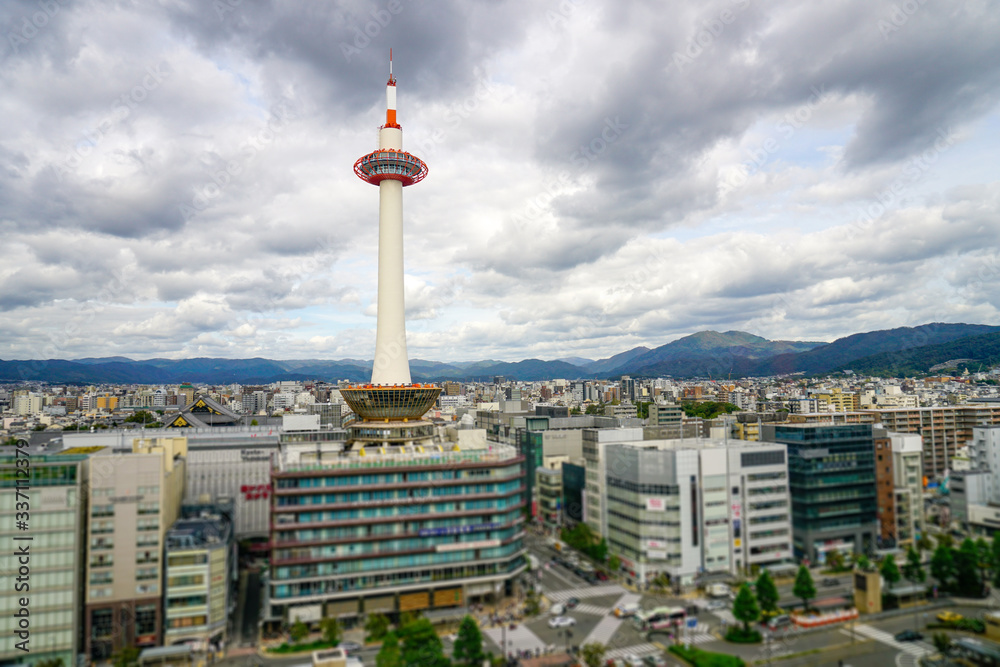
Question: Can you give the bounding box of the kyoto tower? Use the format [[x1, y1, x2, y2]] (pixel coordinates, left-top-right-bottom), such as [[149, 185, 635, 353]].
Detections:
[[341, 52, 441, 437]]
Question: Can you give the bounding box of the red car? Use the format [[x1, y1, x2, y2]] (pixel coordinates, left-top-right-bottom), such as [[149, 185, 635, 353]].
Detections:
[[595, 571, 609, 581]]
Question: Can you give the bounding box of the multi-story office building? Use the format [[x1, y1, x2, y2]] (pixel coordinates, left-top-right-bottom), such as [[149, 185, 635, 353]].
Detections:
[[874, 430, 896, 548], [603, 439, 792, 585], [763, 423, 878, 563], [163, 510, 234, 653], [869, 405, 1000, 478], [582, 428, 645, 537], [0, 449, 88, 667], [562, 461, 586, 524], [82, 437, 186, 661], [267, 443, 526, 627]]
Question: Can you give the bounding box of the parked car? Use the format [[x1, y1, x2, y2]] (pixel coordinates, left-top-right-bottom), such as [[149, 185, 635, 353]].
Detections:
[[642, 655, 668, 667], [595, 570, 610, 581], [895, 630, 924, 642], [822, 578, 840, 586], [767, 615, 792, 630], [937, 611, 963, 623], [548, 616, 576, 629], [623, 654, 644, 667], [566, 597, 580, 610], [340, 641, 363, 655], [706, 600, 727, 611], [550, 603, 567, 616]]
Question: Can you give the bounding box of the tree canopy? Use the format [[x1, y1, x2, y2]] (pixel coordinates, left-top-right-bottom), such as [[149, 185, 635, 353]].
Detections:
[[755, 571, 780, 613], [793, 565, 816, 611], [452, 615, 485, 667], [732, 583, 760, 632]]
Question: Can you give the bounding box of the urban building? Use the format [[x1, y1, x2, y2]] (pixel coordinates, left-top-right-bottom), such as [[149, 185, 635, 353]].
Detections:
[[537, 466, 562, 532], [648, 403, 682, 427], [603, 438, 793, 585], [561, 461, 586, 524], [762, 423, 878, 563], [890, 432, 925, 547], [0, 448, 88, 667], [874, 430, 896, 548], [82, 437, 187, 661], [163, 509, 235, 653]]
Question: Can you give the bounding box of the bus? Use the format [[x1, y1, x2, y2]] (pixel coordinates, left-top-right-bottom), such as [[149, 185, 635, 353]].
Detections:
[[632, 606, 686, 631]]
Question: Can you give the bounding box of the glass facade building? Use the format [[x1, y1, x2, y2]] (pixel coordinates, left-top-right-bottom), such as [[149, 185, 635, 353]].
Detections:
[[764, 423, 878, 563]]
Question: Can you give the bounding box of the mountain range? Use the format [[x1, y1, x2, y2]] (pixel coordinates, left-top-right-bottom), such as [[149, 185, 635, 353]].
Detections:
[[1, 322, 998, 385]]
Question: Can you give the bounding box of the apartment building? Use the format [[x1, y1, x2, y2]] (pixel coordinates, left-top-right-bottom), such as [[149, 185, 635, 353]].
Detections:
[[890, 432, 925, 547]]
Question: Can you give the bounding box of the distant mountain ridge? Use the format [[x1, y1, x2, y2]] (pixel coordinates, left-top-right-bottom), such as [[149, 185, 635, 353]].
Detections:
[[1, 322, 996, 384]]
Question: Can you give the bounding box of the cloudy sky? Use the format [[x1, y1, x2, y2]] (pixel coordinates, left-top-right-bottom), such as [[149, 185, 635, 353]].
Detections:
[[2, 0, 999, 364]]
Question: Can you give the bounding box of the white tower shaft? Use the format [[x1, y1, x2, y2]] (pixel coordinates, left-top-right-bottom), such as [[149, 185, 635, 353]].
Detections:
[[371, 124, 410, 386]]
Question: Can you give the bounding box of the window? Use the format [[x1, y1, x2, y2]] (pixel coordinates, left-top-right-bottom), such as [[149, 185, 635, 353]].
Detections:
[[741, 450, 785, 467], [91, 609, 113, 639], [136, 605, 157, 635]]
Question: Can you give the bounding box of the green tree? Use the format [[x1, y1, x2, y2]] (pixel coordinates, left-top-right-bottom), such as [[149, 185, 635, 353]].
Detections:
[[250, 418, 259, 426], [320, 616, 342, 646], [902, 546, 926, 585], [581, 642, 607, 667], [608, 554, 621, 572], [793, 565, 817, 611], [825, 550, 845, 572], [37, 659, 66, 667], [398, 617, 449, 667], [365, 613, 391, 642], [931, 543, 956, 591], [732, 583, 760, 633], [935, 533, 955, 549], [931, 631, 952, 656], [452, 615, 485, 667], [992, 532, 1000, 587], [880, 554, 901, 590], [112, 646, 140, 667], [916, 534, 933, 554], [955, 538, 982, 596], [376, 631, 403, 667], [755, 570, 780, 613], [125, 410, 155, 424], [975, 537, 992, 585], [32, 423, 47, 431], [854, 554, 872, 572], [524, 588, 541, 616], [289, 618, 309, 643], [590, 537, 608, 563]]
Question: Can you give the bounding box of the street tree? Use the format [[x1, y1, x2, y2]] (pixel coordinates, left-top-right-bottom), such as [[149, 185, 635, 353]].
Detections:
[[931, 543, 956, 591], [581, 642, 607, 667], [902, 546, 926, 585], [365, 613, 391, 642], [320, 617, 342, 646], [398, 617, 449, 667], [452, 615, 485, 667], [290, 618, 309, 643], [376, 631, 402, 667], [956, 538, 982, 596], [880, 554, 901, 590], [732, 583, 761, 633], [793, 565, 817, 612], [755, 570, 780, 613]]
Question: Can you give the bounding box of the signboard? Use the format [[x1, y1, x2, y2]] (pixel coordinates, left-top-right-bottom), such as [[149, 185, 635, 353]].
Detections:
[[686, 618, 698, 629], [646, 498, 666, 511], [436, 539, 500, 553], [419, 523, 500, 537], [646, 539, 667, 549], [241, 484, 271, 500], [289, 603, 322, 623], [731, 503, 741, 519], [647, 550, 667, 560]]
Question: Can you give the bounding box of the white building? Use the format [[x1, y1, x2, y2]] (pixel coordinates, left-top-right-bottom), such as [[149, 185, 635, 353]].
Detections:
[[603, 438, 793, 585], [891, 432, 926, 547]]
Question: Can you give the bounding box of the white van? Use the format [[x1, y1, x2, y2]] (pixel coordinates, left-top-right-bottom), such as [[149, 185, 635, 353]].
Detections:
[[550, 603, 567, 616]]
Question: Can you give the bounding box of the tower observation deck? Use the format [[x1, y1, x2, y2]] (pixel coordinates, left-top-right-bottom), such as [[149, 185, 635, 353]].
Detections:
[[341, 51, 440, 426]]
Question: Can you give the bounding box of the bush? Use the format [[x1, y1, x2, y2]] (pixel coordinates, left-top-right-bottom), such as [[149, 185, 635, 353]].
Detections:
[[724, 627, 762, 644], [927, 619, 985, 633], [669, 645, 746, 667]]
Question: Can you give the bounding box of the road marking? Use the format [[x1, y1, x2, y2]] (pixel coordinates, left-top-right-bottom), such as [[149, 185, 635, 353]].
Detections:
[[840, 624, 933, 659], [606, 643, 661, 659], [584, 615, 623, 645]]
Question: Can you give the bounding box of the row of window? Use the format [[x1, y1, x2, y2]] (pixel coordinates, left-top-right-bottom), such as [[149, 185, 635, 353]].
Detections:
[[91, 605, 156, 638], [288, 497, 522, 523], [274, 542, 523, 581], [277, 511, 520, 542], [275, 481, 521, 505], [276, 528, 518, 561], [276, 466, 521, 489]]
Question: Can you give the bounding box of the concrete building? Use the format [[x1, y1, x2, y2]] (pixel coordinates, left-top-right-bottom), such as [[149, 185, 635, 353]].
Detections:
[[0, 448, 88, 667], [163, 509, 235, 653], [763, 423, 878, 563], [648, 403, 683, 427], [582, 428, 645, 537], [537, 466, 563, 532], [603, 438, 793, 585], [82, 436, 187, 661], [890, 432, 925, 547]]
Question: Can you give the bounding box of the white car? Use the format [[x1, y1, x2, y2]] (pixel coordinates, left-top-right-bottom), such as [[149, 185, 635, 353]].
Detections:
[[550, 603, 566, 616], [548, 616, 576, 629], [624, 655, 644, 667]]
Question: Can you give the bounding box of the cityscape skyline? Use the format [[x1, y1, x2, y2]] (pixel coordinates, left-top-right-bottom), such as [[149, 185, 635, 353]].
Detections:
[[2, 1, 999, 363]]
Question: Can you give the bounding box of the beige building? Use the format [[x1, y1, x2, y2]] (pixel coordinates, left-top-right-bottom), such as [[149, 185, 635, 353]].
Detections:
[[891, 432, 925, 548], [83, 436, 187, 663]]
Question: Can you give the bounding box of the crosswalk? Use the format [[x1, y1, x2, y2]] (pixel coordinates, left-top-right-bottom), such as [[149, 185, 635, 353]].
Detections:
[[584, 615, 623, 645], [841, 623, 934, 658], [573, 603, 609, 616], [605, 643, 661, 659], [483, 624, 547, 652], [547, 584, 627, 602]]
